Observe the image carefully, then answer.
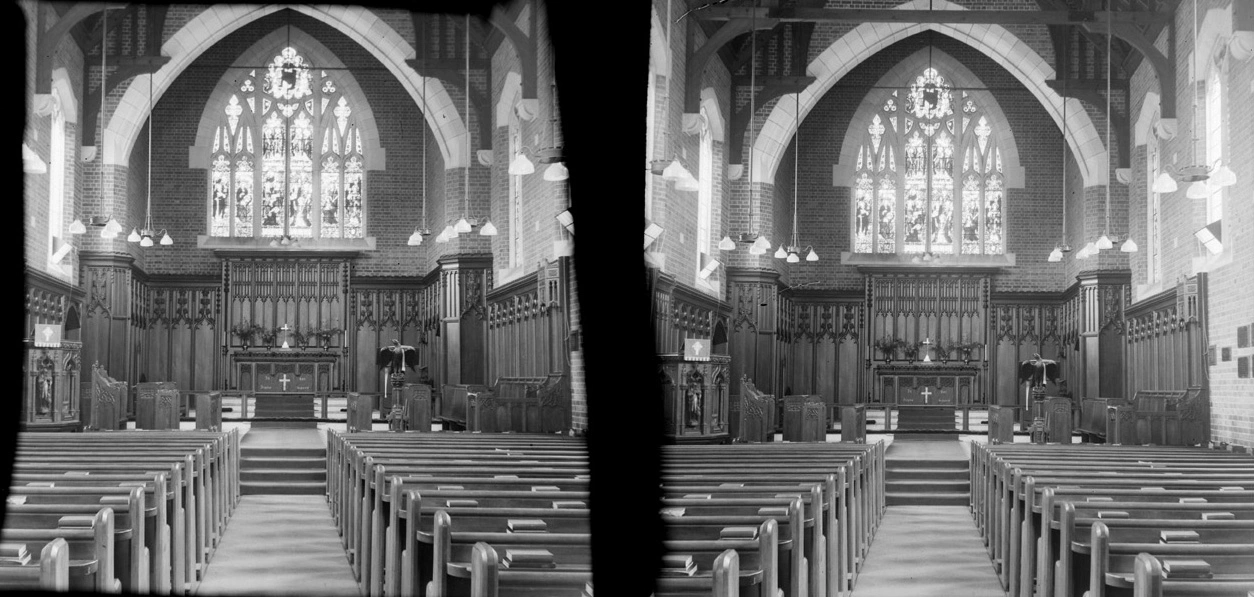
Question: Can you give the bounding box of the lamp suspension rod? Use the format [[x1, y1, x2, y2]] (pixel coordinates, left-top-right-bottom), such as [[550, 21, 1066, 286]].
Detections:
[[1192, 0, 1201, 164], [792, 87, 799, 248], [146, 66, 153, 231], [1061, 41, 1067, 239], [748, 0, 757, 227], [464, 13, 470, 218], [100, 9, 107, 221], [421, 16, 427, 224], [1104, 0, 1111, 233]]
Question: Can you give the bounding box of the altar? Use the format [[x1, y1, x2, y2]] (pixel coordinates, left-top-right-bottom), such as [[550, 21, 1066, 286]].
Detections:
[[875, 364, 980, 405], [231, 350, 339, 394]]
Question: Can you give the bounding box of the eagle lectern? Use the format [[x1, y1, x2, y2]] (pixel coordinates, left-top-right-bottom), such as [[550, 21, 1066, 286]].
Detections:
[[1019, 354, 1062, 444], [377, 340, 417, 428]]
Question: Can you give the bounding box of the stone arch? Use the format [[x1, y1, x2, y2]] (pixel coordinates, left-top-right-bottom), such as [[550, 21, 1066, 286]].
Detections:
[[1134, 91, 1161, 147], [751, 0, 1106, 187], [832, 47, 1025, 190], [188, 26, 385, 171], [700, 88, 725, 143], [650, 7, 670, 78], [50, 68, 78, 124], [496, 71, 522, 128], [103, 4, 467, 169]]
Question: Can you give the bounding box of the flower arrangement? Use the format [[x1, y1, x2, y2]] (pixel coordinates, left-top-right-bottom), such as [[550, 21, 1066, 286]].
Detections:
[[230, 321, 256, 345], [902, 341, 920, 361], [874, 336, 905, 360], [257, 325, 278, 345], [291, 325, 310, 347]]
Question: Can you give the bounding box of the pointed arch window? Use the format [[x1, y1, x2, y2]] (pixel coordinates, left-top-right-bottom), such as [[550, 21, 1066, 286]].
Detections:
[[209, 46, 365, 239], [852, 67, 1004, 255]]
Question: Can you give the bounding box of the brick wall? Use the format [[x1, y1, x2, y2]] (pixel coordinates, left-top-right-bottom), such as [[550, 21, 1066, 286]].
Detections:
[[1123, 0, 1253, 450]]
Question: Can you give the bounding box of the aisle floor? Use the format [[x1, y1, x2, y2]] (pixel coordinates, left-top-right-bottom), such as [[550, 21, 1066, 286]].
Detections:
[[851, 506, 1004, 597], [195, 495, 360, 596]]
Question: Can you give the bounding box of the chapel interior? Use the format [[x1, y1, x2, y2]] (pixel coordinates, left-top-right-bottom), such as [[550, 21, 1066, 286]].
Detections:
[[13, 0, 1254, 595]]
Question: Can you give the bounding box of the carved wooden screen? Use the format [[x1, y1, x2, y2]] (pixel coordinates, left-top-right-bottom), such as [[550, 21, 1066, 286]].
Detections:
[[225, 258, 349, 390], [350, 281, 436, 394], [783, 299, 863, 406], [991, 300, 1065, 406], [135, 284, 220, 392], [868, 274, 988, 403], [1125, 278, 1206, 398], [487, 263, 568, 383]]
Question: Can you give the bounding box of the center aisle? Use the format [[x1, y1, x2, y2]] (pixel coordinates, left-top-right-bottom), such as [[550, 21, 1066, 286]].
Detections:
[[196, 427, 359, 596], [851, 505, 1004, 596]]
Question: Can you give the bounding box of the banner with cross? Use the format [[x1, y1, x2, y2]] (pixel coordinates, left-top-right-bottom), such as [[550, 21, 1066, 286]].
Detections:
[[684, 338, 711, 362]]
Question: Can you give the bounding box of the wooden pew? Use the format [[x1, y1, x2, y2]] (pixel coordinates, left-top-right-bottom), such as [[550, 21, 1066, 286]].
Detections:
[[660, 499, 791, 597], [0, 538, 71, 592], [660, 519, 778, 597], [5, 484, 153, 594], [1087, 521, 1254, 597], [427, 511, 590, 597], [1131, 552, 1254, 597], [0, 507, 117, 593], [653, 548, 740, 597], [463, 541, 596, 597]]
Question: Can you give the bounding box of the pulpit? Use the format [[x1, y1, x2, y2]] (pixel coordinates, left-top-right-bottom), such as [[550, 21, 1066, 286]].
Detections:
[[136, 382, 180, 430], [734, 376, 775, 443], [660, 353, 730, 444], [22, 340, 81, 432], [782, 395, 826, 442]]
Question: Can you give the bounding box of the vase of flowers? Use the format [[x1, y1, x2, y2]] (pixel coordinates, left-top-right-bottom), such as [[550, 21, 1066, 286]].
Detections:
[[257, 325, 278, 348], [957, 339, 978, 364], [318, 327, 341, 349], [902, 341, 920, 363], [231, 321, 257, 348], [292, 325, 310, 349], [875, 336, 903, 362], [937, 341, 954, 364]]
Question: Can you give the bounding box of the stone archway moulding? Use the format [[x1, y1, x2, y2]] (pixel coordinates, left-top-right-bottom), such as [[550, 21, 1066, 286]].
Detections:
[[102, 4, 468, 169], [750, 0, 1108, 188]]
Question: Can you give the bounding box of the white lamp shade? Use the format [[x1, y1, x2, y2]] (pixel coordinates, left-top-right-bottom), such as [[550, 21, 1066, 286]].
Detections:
[[675, 172, 700, 192], [717, 236, 736, 251], [127, 228, 142, 242], [407, 230, 423, 246], [1186, 180, 1211, 199], [68, 220, 86, 235], [1211, 164, 1236, 187], [543, 162, 569, 181], [447, 224, 460, 239], [774, 245, 787, 259], [434, 230, 448, 243], [1083, 241, 1097, 255], [1120, 237, 1138, 252], [805, 248, 819, 262], [103, 217, 123, 235], [661, 158, 689, 182], [454, 218, 473, 233], [1151, 172, 1178, 193], [1048, 247, 1063, 262], [23, 143, 46, 174], [786, 251, 800, 263], [508, 153, 535, 175], [752, 235, 771, 250], [159, 232, 173, 246], [100, 226, 117, 239], [139, 235, 154, 247], [748, 243, 766, 256], [479, 220, 498, 236], [1075, 248, 1088, 260], [1096, 234, 1113, 250]]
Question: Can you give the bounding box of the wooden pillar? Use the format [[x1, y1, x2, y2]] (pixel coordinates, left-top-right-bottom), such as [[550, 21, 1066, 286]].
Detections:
[[79, 252, 137, 386], [437, 254, 492, 387], [726, 268, 781, 399], [1077, 271, 1130, 400]]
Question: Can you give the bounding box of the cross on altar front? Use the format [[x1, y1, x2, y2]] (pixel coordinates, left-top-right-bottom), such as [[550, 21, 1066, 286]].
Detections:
[[920, 387, 933, 404], [691, 341, 704, 355], [279, 374, 292, 391]]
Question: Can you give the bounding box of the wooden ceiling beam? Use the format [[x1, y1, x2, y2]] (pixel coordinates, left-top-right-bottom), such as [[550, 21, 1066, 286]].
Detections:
[[695, 7, 1168, 26], [685, 17, 777, 113], [36, 3, 126, 95]]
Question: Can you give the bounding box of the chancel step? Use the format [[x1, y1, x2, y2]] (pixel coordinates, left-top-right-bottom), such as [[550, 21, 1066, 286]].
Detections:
[[886, 456, 970, 507], [240, 444, 326, 495]]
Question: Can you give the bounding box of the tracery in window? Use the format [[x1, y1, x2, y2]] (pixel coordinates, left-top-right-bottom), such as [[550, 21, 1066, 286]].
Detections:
[[851, 68, 1005, 255], [209, 46, 365, 239]]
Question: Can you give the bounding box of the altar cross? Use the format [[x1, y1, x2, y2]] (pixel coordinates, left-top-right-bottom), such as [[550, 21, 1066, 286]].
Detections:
[[280, 323, 291, 350], [279, 373, 292, 391], [920, 386, 933, 404]]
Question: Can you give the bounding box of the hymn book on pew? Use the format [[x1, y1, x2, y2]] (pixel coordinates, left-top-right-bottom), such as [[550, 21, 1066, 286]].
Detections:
[[0, 544, 31, 566], [552, 501, 585, 510], [507, 519, 548, 533], [660, 554, 698, 577], [720, 526, 758, 540], [501, 548, 556, 569], [661, 508, 685, 518], [1160, 559, 1213, 579], [1160, 530, 1201, 544]]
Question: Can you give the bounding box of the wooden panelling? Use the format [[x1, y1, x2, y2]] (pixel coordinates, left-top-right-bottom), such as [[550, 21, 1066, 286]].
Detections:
[[486, 259, 570, 384], [1124, 275, 1207, 398]]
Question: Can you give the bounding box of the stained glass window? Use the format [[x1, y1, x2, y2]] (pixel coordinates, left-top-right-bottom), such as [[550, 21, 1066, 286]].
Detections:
[[851, 67, 1006, 255], [208, 46, 365, 239]]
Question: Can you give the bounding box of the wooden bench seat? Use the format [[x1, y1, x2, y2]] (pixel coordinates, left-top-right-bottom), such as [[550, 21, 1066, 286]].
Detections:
[[426, 511, 591, 597], [460, 541, 598, 597], [0, 507, 117, 593], [1131, 552, 1254, 597], [0, 538, 71, 592]]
